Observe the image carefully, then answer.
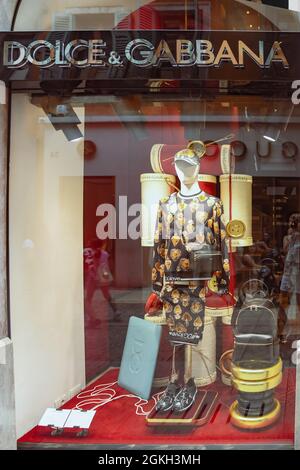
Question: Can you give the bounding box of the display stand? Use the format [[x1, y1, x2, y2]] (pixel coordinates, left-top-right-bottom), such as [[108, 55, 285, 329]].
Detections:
[[38, 408, 96, 438], [146, 390, 218, 426], [146, 346, 218, 426]]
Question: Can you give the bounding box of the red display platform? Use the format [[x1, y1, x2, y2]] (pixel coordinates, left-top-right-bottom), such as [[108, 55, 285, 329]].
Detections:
[[18, 367, 295, 448]]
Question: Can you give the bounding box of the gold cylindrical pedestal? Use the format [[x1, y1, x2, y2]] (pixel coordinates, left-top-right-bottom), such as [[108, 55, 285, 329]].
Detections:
[[230, 399, 281, 430], [230, 357, 282, 429], [232, 371, 282, 393], [232, 358, 282, 382]]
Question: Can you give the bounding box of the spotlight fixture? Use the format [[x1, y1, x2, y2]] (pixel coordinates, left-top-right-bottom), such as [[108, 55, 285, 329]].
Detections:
[[263, 104, 294, 143], [31, 96, 84, 143], [54, 107, 82, 141], [263, 131, 280, 143], [44, 100, 83, 142], [263, 135, 276, 142], [49, 103, 83, 142], [60, 124, 83, 143]]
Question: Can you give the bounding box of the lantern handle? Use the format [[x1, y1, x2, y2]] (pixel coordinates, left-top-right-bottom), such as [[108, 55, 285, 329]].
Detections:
[[206, 133, 235, 146], [162, 134, 234, 163]]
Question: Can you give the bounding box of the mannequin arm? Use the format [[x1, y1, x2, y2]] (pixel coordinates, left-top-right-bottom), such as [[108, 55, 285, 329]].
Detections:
[[213, 200, 231, 293], [152, 201, 166, 295]]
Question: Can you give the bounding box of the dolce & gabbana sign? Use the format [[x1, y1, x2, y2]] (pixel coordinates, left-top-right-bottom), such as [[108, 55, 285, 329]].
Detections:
[[3, 37, 289, 69], [0, 31, 298, 82]]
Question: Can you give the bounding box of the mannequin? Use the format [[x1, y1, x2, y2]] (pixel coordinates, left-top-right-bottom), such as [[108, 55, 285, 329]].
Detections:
[[175, 157, 201, 198], [145, 146, 230, 413]]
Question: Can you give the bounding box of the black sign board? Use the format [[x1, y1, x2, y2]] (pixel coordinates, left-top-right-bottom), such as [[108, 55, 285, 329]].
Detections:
[[0, 30, 299, 83]]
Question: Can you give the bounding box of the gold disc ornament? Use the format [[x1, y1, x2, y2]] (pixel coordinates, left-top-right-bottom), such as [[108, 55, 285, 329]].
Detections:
[[188, 140, 207, 158], [226, 220, 246, 239]]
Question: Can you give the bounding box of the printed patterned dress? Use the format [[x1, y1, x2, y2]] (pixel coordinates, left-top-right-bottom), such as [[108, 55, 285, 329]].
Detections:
[[152, 190, 230, 345]]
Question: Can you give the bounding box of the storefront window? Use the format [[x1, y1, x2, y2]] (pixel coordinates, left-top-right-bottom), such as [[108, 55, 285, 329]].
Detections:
[[8, 77, 300, 446], [4, 0, 300, 452]]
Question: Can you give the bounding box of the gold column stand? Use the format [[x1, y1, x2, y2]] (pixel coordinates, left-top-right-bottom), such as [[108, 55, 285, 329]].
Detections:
[[230, 399, 281, 430], [229, 357, 282, 429]]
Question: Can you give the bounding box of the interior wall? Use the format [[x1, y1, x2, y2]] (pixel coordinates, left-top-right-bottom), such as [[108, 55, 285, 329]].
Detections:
[[9, 94, 85, 438], [0, 0, 18, 30]]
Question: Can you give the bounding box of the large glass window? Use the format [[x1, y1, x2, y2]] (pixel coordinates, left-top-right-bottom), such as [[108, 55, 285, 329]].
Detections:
[[9, 76, 300, 446]]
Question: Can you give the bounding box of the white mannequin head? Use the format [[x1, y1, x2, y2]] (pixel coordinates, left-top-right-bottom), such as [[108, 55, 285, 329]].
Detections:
[[174, 148, 200, 196], [175, 160, 200, 187]]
